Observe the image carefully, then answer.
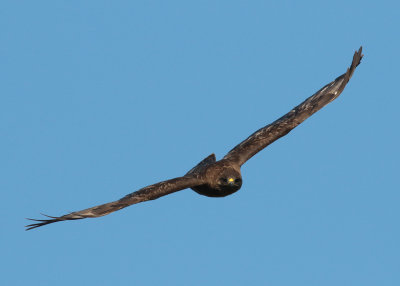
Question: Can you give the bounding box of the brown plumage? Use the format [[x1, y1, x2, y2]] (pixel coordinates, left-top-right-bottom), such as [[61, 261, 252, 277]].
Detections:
[[26, 47, 363, 230]]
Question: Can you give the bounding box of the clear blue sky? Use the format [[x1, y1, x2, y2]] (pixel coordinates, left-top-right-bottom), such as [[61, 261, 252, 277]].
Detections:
[[2, 1, 399, 285]]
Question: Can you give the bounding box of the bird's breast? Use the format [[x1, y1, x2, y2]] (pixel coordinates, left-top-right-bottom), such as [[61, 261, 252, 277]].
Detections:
[[191, 184, 241, 197]]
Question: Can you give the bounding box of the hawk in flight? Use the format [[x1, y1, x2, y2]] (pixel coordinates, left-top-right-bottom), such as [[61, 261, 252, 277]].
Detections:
[[26, 47, 363, 230]]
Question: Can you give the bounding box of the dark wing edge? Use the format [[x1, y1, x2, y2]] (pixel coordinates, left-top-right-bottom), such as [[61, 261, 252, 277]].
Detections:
[[223, 47, 363, 166], [25, 175, 203, 230]]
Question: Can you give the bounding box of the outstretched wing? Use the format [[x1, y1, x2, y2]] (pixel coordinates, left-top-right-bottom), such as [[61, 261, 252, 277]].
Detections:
[[224, 47, 363, 166], [26, 175, 203, 230]]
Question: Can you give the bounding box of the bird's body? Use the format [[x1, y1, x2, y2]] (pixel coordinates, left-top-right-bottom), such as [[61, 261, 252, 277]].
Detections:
[[188, 155, 242, 197], [26, 47, 363, 230]]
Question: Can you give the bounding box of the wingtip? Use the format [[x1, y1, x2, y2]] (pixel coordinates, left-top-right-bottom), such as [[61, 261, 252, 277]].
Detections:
[[325, 47, 363, 98], [353, 46, 363, 67], [347, 46, 364, 79], [25, 213, 61, 230]]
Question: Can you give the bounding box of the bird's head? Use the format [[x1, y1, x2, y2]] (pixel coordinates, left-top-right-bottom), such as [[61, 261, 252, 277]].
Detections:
[[217, 169, 242, 193]]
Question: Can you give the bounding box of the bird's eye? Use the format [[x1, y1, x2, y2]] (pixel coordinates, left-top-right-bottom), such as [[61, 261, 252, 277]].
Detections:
[[235, 178, 242, 183], [219, 178, 228, 184]]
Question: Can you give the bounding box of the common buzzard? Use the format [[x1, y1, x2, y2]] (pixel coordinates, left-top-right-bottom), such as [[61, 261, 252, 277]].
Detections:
[[26, 47, 363, 230]]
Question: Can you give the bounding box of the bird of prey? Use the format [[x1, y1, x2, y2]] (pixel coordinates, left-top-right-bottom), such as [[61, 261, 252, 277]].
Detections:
[[26, 47, 363, 230]]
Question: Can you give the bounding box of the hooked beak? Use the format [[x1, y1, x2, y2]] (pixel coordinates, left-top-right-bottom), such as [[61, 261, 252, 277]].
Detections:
[[228, 177, 235, 185]]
